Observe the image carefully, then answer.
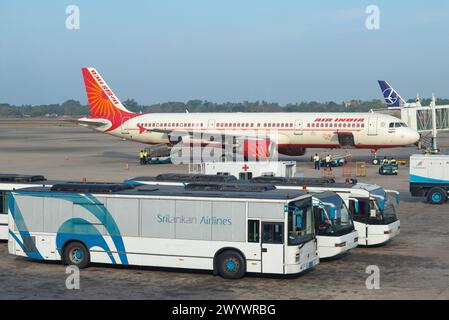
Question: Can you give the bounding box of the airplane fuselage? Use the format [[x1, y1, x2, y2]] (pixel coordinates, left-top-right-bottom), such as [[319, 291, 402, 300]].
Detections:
[[86, 112, 420, 153]]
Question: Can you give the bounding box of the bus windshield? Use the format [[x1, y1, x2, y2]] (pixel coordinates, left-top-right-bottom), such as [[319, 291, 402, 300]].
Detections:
[[287, 198, 314, 246], [317, 194, 354, 236], [370, 188, 398, 224]]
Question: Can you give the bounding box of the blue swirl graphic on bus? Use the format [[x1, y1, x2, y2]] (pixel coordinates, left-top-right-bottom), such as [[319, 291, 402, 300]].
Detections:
[[56, 218, 117, 264], [11, 191, 128, 265]]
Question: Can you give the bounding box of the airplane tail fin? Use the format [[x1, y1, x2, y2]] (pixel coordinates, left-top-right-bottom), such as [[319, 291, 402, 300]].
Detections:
[[378, 80, 406, 109], [81, 67, 136, 119]]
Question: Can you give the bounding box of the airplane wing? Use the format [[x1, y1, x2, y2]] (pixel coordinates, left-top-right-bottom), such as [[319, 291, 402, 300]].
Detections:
[[137, 124, 281, 159]]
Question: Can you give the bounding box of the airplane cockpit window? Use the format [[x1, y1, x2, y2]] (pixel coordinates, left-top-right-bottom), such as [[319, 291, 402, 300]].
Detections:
[[390, 122, 407, 128]]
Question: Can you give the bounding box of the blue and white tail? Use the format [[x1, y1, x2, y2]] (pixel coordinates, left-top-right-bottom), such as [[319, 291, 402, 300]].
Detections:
[[378, 80, 406, 109]]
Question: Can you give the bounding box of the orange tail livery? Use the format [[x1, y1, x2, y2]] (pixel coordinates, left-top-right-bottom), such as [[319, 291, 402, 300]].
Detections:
[[81, 67, 137, 131]]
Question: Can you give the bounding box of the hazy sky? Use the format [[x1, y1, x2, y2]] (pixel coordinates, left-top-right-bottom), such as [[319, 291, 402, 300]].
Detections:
[[1, 0, 448, 105]]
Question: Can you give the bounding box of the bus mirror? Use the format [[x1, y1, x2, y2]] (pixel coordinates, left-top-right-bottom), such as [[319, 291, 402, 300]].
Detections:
[[328, 207, 336, 220], [379, 199, 385, 211]]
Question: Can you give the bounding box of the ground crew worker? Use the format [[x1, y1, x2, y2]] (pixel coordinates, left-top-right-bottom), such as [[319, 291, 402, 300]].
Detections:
[[313, 153, 321, 170], [143, 149, 149, 164], [139, 150, 145, 165], [325, 154, 332, 169]]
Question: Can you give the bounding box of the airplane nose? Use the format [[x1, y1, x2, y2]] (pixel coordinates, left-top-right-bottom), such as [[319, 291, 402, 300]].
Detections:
[[409, 130, 420, 145]]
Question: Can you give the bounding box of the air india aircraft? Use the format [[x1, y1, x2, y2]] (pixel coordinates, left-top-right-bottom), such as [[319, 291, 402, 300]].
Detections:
[[78, 67, 420, 158]]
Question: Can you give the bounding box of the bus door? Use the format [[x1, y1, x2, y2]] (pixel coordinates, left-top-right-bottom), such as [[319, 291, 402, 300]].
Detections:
[[349, 198, 368, 245], [261, 222, 284, 274]]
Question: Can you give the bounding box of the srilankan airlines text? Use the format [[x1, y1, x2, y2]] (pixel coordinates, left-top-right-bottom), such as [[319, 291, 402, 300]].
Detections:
[[157, 214, 232, 225]]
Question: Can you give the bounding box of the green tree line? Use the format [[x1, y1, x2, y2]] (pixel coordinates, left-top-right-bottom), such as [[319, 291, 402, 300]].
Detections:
[[1, 98, 449, 117]]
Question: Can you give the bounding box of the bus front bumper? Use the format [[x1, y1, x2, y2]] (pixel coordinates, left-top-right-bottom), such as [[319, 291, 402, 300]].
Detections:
[[285, 255, 319, 274], [317, 230, 359, 259], [366, 220, 401, 246]]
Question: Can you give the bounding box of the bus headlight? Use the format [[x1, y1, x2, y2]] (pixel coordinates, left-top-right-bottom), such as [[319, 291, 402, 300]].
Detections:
[[295, 253, 300, 263]]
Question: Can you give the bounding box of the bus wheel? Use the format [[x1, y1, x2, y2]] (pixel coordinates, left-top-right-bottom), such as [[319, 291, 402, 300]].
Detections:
[[63, 242, 90, 269], [427, 188, 447, 205], [217, 250, 246, 279]]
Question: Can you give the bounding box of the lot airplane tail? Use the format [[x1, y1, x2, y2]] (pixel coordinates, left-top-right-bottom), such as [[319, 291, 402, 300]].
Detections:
[[80, 67, 137, 131], [378, 80, 407, 109]]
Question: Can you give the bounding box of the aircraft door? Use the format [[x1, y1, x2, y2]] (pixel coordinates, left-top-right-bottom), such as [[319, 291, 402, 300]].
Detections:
[[208, 119, 216, 129], [294, 119, 303, 135], [121, 117, 131, 134], [368, 117, 378, 136]]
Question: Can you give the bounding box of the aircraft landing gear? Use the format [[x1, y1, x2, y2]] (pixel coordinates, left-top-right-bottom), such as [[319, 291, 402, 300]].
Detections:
[[370, 148, 380, 165]]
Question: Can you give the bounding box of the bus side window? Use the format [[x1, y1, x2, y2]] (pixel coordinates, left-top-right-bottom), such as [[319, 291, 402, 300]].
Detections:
[[248, 220, 260, 243], [262, 223, 284, 244], [0, 192, 9, 215]]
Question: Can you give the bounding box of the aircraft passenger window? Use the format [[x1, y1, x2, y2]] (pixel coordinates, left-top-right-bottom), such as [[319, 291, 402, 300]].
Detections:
[[389, 123, 395, 128], [257, 123, 261, 127], [361, 124, 364, 128], [251, 123, 254, 127]]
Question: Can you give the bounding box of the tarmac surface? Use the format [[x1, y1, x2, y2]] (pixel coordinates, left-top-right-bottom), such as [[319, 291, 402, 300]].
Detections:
[[0, 120, 448, 300]]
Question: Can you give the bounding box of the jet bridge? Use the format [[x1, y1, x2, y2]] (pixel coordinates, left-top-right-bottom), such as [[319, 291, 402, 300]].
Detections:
[[400, 96, 449, 153]]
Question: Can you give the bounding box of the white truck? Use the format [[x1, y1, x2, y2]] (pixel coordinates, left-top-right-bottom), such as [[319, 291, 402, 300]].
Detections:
[[188, 161, 297, 180], [410, 154, 449, 204]]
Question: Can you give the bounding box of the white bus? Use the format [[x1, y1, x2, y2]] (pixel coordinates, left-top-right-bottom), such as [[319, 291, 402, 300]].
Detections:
[[251, 177, 401, 246], [126, 174, 358, 259], [0, 174, 53, 240], [8, 182, 318, 279]]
